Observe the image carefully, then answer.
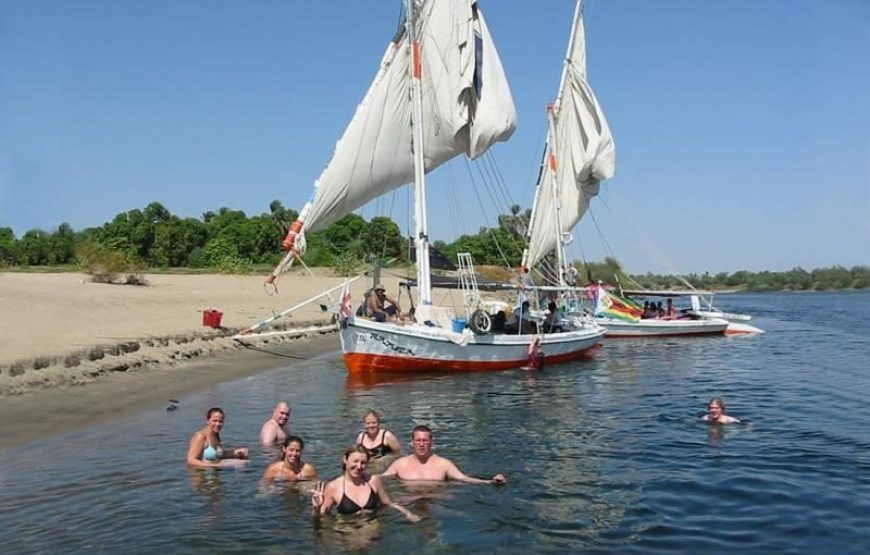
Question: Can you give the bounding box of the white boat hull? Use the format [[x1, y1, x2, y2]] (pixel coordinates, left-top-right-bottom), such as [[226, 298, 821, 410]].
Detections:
[[340, 317, 605, 373], [687, 309, 752, 322], [594, 317, 730, 338]]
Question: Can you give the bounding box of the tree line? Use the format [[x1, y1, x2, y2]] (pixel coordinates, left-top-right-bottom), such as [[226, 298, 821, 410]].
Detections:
[[1, 201, 867, 291]]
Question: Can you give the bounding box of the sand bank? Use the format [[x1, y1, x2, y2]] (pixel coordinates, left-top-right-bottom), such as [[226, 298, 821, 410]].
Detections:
[[0, 271, 413, 397]]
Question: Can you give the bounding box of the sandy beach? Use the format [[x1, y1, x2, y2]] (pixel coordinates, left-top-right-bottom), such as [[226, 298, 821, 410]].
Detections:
[[0, 270, 416, 448]]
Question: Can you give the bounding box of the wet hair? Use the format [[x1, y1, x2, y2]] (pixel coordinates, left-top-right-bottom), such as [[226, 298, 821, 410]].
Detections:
[[206, 407, 224, 419], [362, 409, 381, 423], [548, 302, 557, 312], [521, 301, 530, 310], [410, 424, 433, 440], [708, 396, 726, 412], [283, 435, 304, 450], [341, 444, 370, 470]]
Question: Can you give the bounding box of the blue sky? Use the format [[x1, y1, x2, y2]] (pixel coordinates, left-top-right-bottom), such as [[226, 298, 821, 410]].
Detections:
[[2, 0, 868, 274]]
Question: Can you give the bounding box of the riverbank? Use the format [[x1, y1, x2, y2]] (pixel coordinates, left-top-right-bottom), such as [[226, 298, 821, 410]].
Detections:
[[0, 271, 405, 397], [0, 333, 340, 450]]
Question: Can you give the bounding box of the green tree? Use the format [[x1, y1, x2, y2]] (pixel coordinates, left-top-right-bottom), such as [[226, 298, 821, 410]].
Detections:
[[0, 227, 17, 265]]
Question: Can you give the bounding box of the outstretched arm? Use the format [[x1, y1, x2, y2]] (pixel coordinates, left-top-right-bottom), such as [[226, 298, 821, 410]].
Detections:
[[444, 460, 506, 485], [372, 476, 420, 523]]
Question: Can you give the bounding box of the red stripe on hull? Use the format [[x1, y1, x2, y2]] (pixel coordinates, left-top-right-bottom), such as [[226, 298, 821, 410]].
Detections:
[[344, 343, 601, 374]]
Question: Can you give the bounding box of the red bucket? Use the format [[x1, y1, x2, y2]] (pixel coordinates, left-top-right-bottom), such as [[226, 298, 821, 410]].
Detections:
[[202, 309, 223, 328]]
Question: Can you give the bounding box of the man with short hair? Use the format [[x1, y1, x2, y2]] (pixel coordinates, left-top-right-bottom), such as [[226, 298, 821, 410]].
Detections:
[[381, 425, 506, 484], [260, 401, 291, 446]]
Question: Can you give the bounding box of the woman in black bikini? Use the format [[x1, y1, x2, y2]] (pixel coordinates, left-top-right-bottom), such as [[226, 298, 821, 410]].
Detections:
[[311, 445, 419, 522], [356, 410, 402, 459]]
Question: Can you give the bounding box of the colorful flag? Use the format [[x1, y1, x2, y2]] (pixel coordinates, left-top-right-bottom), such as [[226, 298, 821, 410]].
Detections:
[[594, 287, 642, 322]]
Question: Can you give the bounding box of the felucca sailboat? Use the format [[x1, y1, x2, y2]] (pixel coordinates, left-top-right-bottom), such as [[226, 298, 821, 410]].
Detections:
[[245, 0, 605, 373]]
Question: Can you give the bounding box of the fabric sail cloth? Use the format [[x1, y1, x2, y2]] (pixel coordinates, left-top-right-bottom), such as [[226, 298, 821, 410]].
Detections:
[[523, 2, 616, 269], [297, 0, 517, 238], [592, 286, 642, 322]]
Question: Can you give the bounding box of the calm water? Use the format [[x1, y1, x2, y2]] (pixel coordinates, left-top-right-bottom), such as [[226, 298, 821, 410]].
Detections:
[[1, 292, 869, 554]]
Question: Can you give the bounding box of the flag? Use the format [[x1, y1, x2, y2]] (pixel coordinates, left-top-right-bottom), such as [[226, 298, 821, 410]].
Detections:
[[594, 287, 642, 322], [339, 281, 352, 320]]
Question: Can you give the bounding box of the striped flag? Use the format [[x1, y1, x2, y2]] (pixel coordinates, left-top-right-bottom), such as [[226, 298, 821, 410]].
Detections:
[[339, 281, 352, 320]]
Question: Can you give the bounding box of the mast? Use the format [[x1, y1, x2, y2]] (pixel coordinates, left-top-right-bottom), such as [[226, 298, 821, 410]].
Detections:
[[407, 0, 432, 305], [545, 105, 567, 287]]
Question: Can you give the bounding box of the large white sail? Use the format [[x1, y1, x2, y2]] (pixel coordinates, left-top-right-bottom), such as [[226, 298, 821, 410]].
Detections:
[[524, 2, 615, 270], [297, 0, 516, 236]]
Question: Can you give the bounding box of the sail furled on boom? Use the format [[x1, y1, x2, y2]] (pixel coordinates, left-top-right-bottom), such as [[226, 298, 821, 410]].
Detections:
[[524, 5, 615, 269], [301, 0, 516, 234]]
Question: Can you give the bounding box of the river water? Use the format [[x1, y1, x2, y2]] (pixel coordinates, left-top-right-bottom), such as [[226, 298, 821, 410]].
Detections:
[[1, 292, 868, 554]]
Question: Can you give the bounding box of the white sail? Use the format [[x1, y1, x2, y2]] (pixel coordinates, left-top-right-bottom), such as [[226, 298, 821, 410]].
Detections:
[[299, 0, 516, 235], [524, 2, 615, 270]]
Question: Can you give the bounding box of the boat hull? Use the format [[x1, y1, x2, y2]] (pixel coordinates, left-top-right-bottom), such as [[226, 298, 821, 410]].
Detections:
[[595, 317, 729, 338], [340, 317, 605, 373]]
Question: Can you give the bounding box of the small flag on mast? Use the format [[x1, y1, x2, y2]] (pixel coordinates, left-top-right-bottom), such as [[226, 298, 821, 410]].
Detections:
[[339, 281, 352, 320]]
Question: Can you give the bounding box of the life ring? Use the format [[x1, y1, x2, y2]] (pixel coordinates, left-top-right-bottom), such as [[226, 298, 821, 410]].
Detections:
[[468, 309, 492, 335]]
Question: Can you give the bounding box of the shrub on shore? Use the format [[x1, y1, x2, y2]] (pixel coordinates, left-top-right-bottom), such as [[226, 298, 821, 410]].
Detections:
[[77, 243, 148, 286]]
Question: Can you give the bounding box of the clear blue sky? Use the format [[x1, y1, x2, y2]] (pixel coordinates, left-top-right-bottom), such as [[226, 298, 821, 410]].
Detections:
[[2, 0, 868, 274]]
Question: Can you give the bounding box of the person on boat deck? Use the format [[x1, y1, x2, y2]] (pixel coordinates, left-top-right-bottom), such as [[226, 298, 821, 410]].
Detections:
[[642, 301, 651, 318], [186, 407, 249, 468], [260, 401, 291, 447], [505, 301, 536, 334], [703, 397, 740, 424], [656, 301, 665, 318], [367, 284, 401, 323], [490, 310, 507, 334], [565, 265, 579, 286], [543, 301, 563, 333], [356, 409, 403, 459], [262, 435, 318, 482], [382, 425, 506, 484], [311, 445, 419, 521], [665, 298, 677, 319]]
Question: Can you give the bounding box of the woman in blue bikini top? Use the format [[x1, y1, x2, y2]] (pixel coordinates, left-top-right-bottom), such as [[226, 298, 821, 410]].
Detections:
[[186, 407, 250, 468], [311, 445, 419, 522]]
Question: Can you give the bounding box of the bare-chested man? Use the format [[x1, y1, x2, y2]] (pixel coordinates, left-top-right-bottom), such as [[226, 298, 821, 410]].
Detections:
[[381, 425, 505, 484], [260, 401, 291, 447]]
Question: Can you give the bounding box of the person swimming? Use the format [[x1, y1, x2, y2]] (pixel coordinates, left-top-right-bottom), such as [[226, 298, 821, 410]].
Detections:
[[186, 407, 249, 468], [262, 435, 318, 482], [355, 409, 402, 459], [703, 396, 740, 424], [311, 445, 418, 521]]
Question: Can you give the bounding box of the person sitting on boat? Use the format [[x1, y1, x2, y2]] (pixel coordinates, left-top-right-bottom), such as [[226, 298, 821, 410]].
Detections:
[[356, 409, 403, 459], [381, 425, 506, 485], [656, 301, 665, 318], [310, 445, 419, 521], [262, 435, 317, 482], [186, 407, 249, 468], [490, 310, 507, 334], [665, 298, 677, 319], [505, 301, 536, 334], [703, 397, 740, 424], [367, 284, 401, 323], [641, 301, 651, 319], [543, 302, 563, 333]]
